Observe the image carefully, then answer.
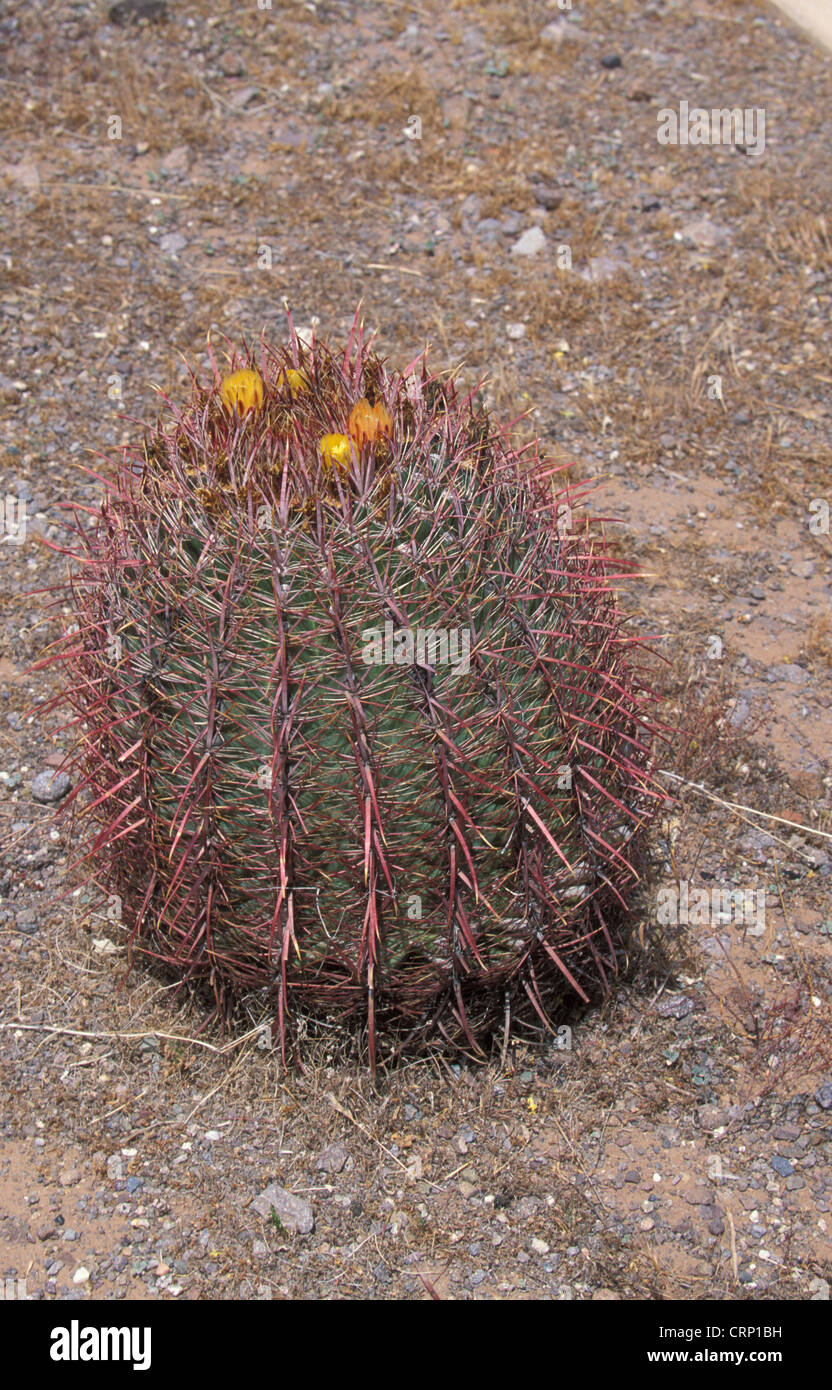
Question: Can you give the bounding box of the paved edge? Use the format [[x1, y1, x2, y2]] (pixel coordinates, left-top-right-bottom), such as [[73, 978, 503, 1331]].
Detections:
[[768, 0, 832, 53]]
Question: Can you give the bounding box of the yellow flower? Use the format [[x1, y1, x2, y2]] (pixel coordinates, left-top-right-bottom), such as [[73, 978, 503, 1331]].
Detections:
[[319, 433, 353, 474], [220, 368, 264, 416], [275, 367, 309, 394], [526, 1096, 538, 1113]]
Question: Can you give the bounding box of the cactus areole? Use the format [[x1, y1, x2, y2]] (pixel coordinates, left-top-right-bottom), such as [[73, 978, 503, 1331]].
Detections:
[[60, 313, 665, 1066]]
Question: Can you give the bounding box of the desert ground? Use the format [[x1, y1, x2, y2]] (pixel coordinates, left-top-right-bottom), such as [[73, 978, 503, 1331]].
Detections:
[[1, 0, 830, 1301]]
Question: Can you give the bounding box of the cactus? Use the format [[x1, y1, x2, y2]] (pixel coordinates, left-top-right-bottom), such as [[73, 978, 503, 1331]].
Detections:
[[58, 314, 665, 1066]]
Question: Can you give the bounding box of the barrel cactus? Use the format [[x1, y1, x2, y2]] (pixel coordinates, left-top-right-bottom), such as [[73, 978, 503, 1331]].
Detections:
[[59, 314, 664, 1066]]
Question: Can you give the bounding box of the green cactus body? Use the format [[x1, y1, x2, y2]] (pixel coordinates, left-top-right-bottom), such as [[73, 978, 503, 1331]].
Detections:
[[60, 318, 663, 1064]]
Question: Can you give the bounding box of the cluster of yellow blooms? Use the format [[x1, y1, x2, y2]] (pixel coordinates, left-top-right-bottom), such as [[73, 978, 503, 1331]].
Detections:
[[219, 367, 393, 476]]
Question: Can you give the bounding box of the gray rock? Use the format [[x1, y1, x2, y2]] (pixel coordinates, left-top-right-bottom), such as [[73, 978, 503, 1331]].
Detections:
[[15, 908, 38, 934], [316, 1142, 348, 1174], [511, 226, 546, 257], [31, 770, 72, 803], [474, 218, 502, 244], [767, 663, 807, 684], [539, 19, 585, 46], [158, 232, 187, 257], [814, 1082, 832, 1110], [770, 1156, 794, 1177], [656, 994, 694, 1020], [109, 0, 167, 23], [697, 1105, 727, 1132], [250, 1183, 314, 1234]]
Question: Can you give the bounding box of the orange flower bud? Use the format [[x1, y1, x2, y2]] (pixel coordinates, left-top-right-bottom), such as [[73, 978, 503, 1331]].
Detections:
[[348, 398, 393, 449], [220, 368, 264, 416]]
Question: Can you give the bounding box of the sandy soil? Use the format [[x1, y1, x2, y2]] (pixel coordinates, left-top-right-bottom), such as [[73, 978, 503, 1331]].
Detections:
[[1, 0, 830, 1301]]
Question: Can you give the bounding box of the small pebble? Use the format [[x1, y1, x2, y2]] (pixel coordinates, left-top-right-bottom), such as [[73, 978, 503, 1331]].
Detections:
[[31, 770, 72, 803], [770, 1156, 794, 1177]]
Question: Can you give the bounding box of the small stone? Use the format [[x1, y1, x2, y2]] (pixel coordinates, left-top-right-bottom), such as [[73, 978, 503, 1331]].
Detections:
[[770, 1156, 794, 1178], [107, 1155, 125, 1181], [528, 178, 562, 210], [789, 560, 814, 579], [158, 232, 187, 257], [219, 52, 246, 77], [600, 54, 622, 69], [109, 0, 167, 23], [809, 1277, 830, 1300], [539, 20, 584, 46], [227, 86, 260, 110], [697, 1105, 726, 1131], [656, 995, 694, 1020], [813, 1082, 832, 1110], [204, 1130, 221, 1143], [250, 1183, 314, 1234], [530, 1237, 550, 1255], [511, 226, 546, 257], [160, 145, 190, 174], [506, 322, 526, 340], [72, 1266, 90, 1284], [592, 1287, 622, 1299], [316, 1142, 348, 1174], [31, 770, 72, 803], [126, 1177, 143, 1194], [36, 1223, 56, 1241]]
